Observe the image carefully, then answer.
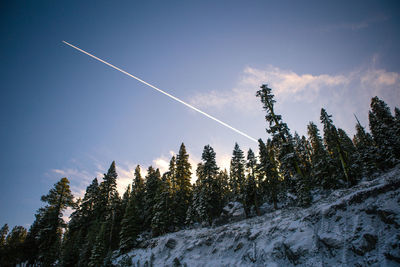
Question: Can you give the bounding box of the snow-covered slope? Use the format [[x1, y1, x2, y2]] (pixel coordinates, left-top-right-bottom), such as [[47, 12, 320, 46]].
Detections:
[[115, 167, 400, 266]]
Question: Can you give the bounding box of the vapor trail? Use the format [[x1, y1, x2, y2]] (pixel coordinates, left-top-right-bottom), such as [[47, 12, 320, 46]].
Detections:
[[62, 41, 258, 143]]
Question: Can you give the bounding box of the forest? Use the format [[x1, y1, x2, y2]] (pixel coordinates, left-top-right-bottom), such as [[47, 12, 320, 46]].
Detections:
[[1, 85, 399, 266]]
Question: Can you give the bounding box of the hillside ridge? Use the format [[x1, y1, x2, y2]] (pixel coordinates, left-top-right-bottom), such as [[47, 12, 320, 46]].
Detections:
[[115, 167, 400, 267]]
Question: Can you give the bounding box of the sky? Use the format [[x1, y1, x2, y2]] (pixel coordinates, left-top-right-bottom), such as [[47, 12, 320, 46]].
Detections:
[[1, 0, 399, 228]]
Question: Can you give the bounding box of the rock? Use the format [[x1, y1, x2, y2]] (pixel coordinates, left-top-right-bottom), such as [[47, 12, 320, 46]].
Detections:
[[165, 238, 177, 249], [204, 237, 213, 246], [351, 233, 377, 256], [173, 257, 181, 267], [243, 243, 257, 263], [283, 243, 300, 265], [234, 242, 244, 252], [248, 230, 261, 241], [377, 209, 399, 227], [259, 202, 274, 215], [384, 234, 400, 264], [220, 202, 246, 223], [318, 233, 342, 249]]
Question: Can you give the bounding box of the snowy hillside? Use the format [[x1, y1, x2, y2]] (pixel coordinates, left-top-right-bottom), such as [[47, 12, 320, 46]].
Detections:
[[114, 167, 400, 267]]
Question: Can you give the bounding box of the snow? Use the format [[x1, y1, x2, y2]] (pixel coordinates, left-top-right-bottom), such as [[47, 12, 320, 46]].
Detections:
[[114, 166, 400, 266]]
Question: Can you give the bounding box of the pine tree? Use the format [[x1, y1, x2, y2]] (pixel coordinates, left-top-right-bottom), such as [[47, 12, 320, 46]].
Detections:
[[307, 122, 334, 189], [321, 108, 353, 187], [89, 223, 107, 267], [168, 156, 177, 191], [0, 224, 8, 249], [293, 133, 312, 206], [353, 116, 376, 176], [99, 161, 119, 214], [3, 226, 27, 265], [257, 139, 280, 209], [174, 143, 192, 226], [151, 174, 173, 236], [244, 149, 260, 216], [229, 143, 246, 203], [87, 162, 121, 265], [0, 224, 9, 266], [188, 145, 221, 225], [369, 96, 400, 169], [256, 84, 305, 194], [62, 178, 100, 267], [25, 177, 74, 266], [23, 208, 45, 265], [394, 107, 400, 135], [294, 133, 311, 176], [216, 169, 230, 209], [338, 128, 361, 183], [163, 156, 178, 228], [144, 166, 161, 228]]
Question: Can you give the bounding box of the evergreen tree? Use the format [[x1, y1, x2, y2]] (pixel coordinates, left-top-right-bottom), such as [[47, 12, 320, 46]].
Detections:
[[151, 174, 173, 236], [62, 178, 100, 267], [307, 122, 334, 189], [0, 224, 8, 265], [87, 162, 121, 266], [353, 116, 377, 176], [321, 108, 353, 187], [0, 224, 8, 250], [257, 139, 280, 209], [369, 96, 400, 169], [244, 149, 260, 216], [168, 156, 177, 191], [3, 226, 27, 266], [188, 145, 221, 225], [144, 166, 162, 228], [89, 223, 107, 267], [99, 161, 119, 214], [174, 143, 192, 226], [25, 177, 74, 266], [216, 169, 230, 209], [256, 84, 304, 194], [394, 107, 400, 145], [293, 133, 312, 206], [338, 128, 361, 182], [394, 107, 400, 135], [294, 133, 311, 176], [23, 208, 45, 265], [78, 178, 101, 266], [229, 143, 246, 203]]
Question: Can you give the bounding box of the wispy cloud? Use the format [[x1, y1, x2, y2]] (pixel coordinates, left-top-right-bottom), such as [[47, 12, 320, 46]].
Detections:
[[190, 65, 349, 112], [319, 14, 389, 32], [189, 60, 400, 135]]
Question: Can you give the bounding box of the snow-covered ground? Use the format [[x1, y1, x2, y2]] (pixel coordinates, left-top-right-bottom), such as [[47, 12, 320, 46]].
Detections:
[[114, 167, 400, 266]]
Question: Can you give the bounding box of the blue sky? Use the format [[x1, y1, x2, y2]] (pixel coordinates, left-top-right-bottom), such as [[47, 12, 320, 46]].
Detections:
[[1, 1, 399, 228]]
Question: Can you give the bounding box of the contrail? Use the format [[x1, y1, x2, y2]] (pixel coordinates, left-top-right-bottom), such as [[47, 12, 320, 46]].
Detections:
[[62, 41, 258, 143]]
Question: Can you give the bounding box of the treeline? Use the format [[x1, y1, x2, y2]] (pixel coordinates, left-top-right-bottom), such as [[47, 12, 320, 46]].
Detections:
[[1, 85, 399, 266]]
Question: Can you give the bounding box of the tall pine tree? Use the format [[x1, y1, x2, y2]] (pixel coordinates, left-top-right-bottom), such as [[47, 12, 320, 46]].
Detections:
[[320, 108, 353, 187], [353, 116, 376, 176], [174, 143, 192, 226], [27, 177, 74, 266], [229, 143, 246, 203], [256, 84, 305, 195], [188, 145, 221, 225], [144, 166, 162, 228], [119, 165, 145, 252], [369, 96, 400, 169], [307, 122, 334, 189], [257, 139, 280, 209], [244, 149, 260, 216]]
